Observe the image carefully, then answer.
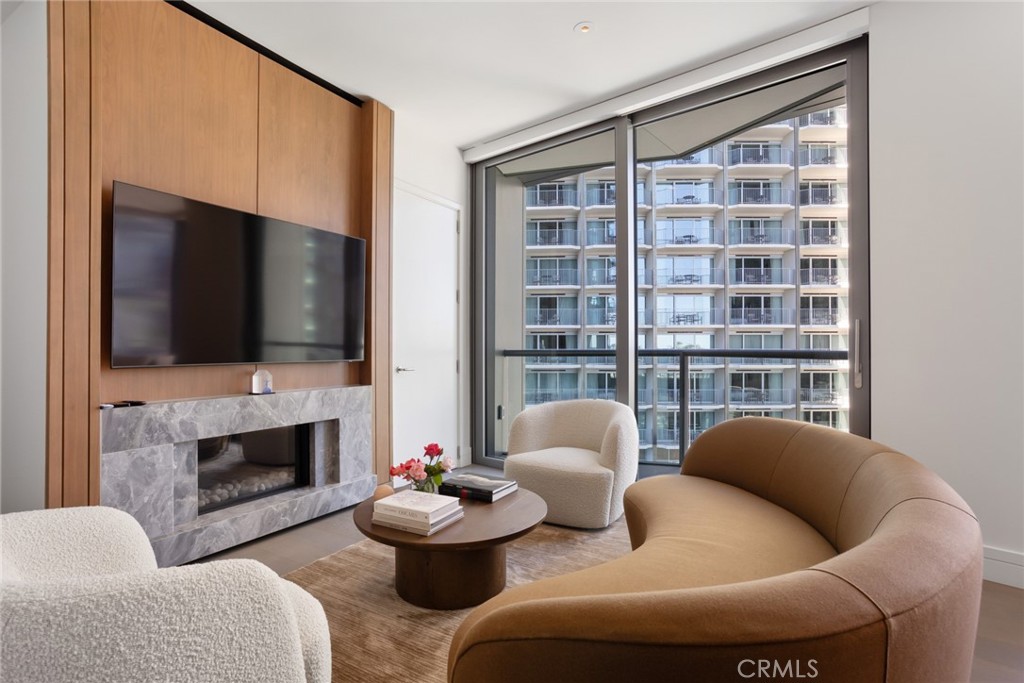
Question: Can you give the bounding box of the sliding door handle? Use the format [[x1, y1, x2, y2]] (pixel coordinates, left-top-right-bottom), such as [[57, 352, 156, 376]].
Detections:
[[395, 366, 416, 374], [852, 319, 863, 389]]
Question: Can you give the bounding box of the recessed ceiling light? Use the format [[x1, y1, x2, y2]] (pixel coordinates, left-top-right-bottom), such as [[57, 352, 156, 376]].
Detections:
[[573, 21, 593, 34]]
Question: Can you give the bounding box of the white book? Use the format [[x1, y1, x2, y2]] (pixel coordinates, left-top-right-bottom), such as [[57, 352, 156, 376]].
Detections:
[[373, 489, 461, 522], [372, 508, 464, 536], [372, 505, 463, 531]]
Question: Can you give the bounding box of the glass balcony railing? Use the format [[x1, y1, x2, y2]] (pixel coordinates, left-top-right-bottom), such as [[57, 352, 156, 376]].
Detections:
[[656, 228, 722, 246], [657, 388, 724, 405], [729, 355, 790, 365], [799, 388, 846, 405], [586, 268, 617, 286], [728, 187, 793, 205], [731, 268, 795, 286], [729, 227, 793, 245], [799, 146, 848, 166], [729, 387, 795, 405], [526, 186, 578, 207], [655, 188, 720, 206], [586, 187, 617, 206], [655, 309, 724, 326], [525, 309, 580, 325], [800, 309, 844, 326], [727, 147, 793, 165], [801, 355, 849, 367], [729, 308, 794, 325], [586, 310, 618, 325], [652, 149, 723, 167], [584, 387, 617, 400], [656, 269, 724, 286], [526, 268, 579, 286], [799, 108, 848, 127], [800, 268, 847, 286], [524, 387, 579, 405], [800, 226, 849, 246], [524, 355, 580, 366], [526, 228, 579, 247], [800, 185, 849, 206]]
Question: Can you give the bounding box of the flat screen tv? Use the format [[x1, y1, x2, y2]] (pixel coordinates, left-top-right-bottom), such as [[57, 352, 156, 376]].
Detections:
[[111, 181, 366, 367]]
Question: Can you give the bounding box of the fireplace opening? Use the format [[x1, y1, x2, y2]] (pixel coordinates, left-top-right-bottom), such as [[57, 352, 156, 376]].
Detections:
[[197, 424, 311, 514]]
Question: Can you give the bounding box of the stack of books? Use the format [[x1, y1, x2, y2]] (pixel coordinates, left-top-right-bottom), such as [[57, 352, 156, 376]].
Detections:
[[372, 489, 464, 536], [439, 473, 518, 503]]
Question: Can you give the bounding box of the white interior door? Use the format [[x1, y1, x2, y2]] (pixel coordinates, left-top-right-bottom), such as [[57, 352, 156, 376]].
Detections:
[[392, 186, 459, 470]]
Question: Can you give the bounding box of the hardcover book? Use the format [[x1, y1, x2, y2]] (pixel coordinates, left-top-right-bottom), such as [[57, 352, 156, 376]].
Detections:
[[373, 489, 461, 522], [371, 508, 465, 536], [372, 505, 463, 532], [439, 474, 518, 503]]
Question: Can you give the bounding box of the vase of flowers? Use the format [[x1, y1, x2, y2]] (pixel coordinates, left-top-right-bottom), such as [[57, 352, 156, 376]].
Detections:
[[390, 443, 453, 493]]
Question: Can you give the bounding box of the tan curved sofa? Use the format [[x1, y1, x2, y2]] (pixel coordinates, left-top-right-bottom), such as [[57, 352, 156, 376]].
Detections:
[[448, 417, 983, 683]]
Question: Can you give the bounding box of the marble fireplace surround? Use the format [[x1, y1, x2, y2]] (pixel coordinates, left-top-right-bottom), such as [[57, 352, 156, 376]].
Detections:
[[100, 386, 377, 567]]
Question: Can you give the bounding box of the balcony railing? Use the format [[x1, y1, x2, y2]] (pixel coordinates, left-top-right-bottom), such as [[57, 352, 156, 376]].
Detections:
[[584, 387, 617, 400], [729, 356, 790, 365], [652, 149, 723, 166], [587, 268, 617, 286], [799, 146, 848, 166], [800, 226, 849, 246], [800, 268, 847, 286], [527, 227, 579, 247], [656, 228, 722, 246], [727, 187, 793, 205], [729, 227, 793, 245], [799, 108, 848, 127], [525, 309, 579, 325], [524, 355, 580, 366], [729, 387, 795, 405], [800, 309, 843, 325], [656, 269, 725, 286], [586, 310, 618, 326], [658, 388, 724, 405], [729, 308, 794, 325], [586, 187, 617, 206], [800, 185, 849, 206], [524, 388, 579, 405], [727, 147, 792, 165], [526, 186, 578, 207], [526, 268, 579, 286], [502, 346, 849, 457], [655, 309, 724, 326], [655, 188, 720, 206], [799, 388, 845, 405], [731, 268, 795, 286]]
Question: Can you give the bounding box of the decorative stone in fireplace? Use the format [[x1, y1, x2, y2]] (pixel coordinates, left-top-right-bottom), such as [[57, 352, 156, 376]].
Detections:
[[100, 386, 376, 567]]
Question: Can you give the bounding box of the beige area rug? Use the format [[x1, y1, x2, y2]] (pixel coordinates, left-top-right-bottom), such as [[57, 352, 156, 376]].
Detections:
[[285, 519, 632, 683]]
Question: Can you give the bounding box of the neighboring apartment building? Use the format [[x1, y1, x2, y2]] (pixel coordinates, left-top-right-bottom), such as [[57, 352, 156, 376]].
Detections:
[[521, 107, 850, 464]]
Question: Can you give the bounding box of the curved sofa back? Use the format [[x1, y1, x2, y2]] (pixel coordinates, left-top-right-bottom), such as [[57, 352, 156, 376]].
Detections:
[[683, 417, 984, 682]]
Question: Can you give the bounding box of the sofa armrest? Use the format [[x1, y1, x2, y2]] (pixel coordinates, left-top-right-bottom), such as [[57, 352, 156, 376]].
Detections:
[[450, 570, 885, 683], [1, 506, 156, 581], [1, 559, 308, 683]]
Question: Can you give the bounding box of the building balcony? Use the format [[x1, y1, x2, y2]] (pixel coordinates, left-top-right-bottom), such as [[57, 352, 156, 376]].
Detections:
[[799, 146, 848, 167], [730, 268, 795, 286], [730, 387, 795, 405], [524, 388, 579, 405], [729, 308, 794, 325], [727, 147, 793, 166], [801, 357, 849, 368], [799, 108, 848, 128], [655, 309, 724, 327], [586, 310, 618, 326], [525, 310, 580, 326], [525, 269, 580, 287], [799, 309, 845, 326], [524, 355, 582, 367], [799, 268, 848, 287], [585, 227, 651, 248], [526, 228, 579, 248], [800, 226, 849, 247], [656, 269, 725, 287], [657, 388, 724, 406], [799, 185, 848, 206], [525, 187, 578, 208], [656, 228, 723, 247], [727, 187, 793, 206], [655, 188, 721, 207], [728, 356, 794, 366], [799, 387, 847, 405], [652, 149, 723, 168], [586, 269, 617, 286], [728, 227, 793, 246], [583, 387, 617, 400], [586, 187, 617, 207]]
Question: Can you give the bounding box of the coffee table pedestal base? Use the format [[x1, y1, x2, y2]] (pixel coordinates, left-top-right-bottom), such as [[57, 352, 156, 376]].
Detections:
[[395, 545, 506, 610]]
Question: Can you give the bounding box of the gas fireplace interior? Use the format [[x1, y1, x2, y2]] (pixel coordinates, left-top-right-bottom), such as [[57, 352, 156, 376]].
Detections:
[[197, 424, 311, 513]]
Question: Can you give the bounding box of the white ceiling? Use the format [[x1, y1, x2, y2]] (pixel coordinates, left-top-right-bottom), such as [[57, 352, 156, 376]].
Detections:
[[192, 1, 869, 151]]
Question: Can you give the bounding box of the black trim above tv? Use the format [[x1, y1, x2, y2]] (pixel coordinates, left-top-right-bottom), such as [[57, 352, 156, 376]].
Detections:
[[110, 181, 366, 368], [165, 1, 363, 108]]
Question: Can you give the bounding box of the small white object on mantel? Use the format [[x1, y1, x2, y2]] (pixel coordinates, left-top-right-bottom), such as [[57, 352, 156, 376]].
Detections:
[[251, 369, 273, 395]]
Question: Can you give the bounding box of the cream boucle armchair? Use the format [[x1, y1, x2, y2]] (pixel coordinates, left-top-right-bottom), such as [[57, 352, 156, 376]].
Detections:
[[0, 506, 330, 683], [504, 399, 639, 529]]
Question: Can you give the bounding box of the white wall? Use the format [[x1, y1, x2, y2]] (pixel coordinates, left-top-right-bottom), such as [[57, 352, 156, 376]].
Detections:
[[392, 115, 472, 464], [869, 2, 1024, 587], [1, 0, 49, 512]]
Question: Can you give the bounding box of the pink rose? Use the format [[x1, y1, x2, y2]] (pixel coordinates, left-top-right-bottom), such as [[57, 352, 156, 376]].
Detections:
[[407, 460, 427, 481], [442, 456, 454, 471]]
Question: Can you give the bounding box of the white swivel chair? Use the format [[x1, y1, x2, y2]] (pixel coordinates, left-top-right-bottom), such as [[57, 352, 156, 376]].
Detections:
[[504, 399, 639, 529], [0, 506, 330, 683]]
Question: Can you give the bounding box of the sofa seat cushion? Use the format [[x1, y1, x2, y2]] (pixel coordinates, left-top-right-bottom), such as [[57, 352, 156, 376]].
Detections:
[[505, 447, 610, 476], [505, 447, 614, 528]]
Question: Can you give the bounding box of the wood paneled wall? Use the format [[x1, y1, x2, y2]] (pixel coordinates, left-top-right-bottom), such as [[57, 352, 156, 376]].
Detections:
[[47, 1, 393, 505]]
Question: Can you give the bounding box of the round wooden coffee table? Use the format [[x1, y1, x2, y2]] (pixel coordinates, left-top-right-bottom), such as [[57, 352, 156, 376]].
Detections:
[[353, 488, 547, 610]]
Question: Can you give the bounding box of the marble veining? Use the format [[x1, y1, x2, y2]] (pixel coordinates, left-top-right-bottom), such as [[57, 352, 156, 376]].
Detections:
[[100, 386, 374, 566]]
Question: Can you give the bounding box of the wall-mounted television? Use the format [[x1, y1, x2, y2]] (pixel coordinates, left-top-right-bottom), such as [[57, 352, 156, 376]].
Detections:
[[111, 181, 365, 368]]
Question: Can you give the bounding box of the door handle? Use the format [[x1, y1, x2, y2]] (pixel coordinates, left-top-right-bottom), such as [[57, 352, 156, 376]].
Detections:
[[395, 366, 416, 373], [852, 319, 863, 389]]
